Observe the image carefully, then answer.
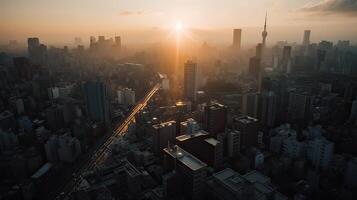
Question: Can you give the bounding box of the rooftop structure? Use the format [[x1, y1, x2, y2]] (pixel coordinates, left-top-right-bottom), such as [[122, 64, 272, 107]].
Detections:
[[164, 145, 207, 171]]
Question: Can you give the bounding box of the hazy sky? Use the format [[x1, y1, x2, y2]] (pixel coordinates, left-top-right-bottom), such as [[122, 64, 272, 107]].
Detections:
[[1, 0, 357, 45]]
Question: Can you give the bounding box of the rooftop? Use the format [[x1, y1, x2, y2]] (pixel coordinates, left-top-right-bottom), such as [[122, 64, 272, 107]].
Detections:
[[164, 145, 207, 171], [209, 168, 287, 200], [235, 116, 259, 124], [152, 120, 176, 129], [204, 138, 220, 146], [176, 130, 209, 142]]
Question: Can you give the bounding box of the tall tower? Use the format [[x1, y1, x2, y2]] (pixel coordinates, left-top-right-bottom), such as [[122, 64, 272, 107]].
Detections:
[[233, 29, 242, 50], [262, 12, 268, 47], [184, 60, 198, 102], [303, 30, 311, 46]]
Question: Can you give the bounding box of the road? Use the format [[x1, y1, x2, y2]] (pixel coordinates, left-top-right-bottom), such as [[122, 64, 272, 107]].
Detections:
[[50, 83, 161, 200]]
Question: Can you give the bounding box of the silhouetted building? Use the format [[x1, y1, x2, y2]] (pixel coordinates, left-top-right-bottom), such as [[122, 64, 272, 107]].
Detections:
[[233, 29, 242, 50], [163, 145, 207, 200], [260, 91, 277, 127], [280, 46, 292, 73], [249, 57, 261, 79], [242, 93, 259, 118], [288, 92, 314, 124], [233, 116, 259, 151], [176, 130, 223, 170], [83, 81, 110, 125], [184, 60, 198, 101], [203, 103, 227, 136], [152, 121, 176, 157]]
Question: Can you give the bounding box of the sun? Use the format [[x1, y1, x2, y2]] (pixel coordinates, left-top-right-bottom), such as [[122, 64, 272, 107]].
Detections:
[[175, 23, 183, 32]]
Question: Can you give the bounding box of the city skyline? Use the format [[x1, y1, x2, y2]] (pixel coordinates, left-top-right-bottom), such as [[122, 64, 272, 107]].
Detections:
[[1, 0, 357, 45]]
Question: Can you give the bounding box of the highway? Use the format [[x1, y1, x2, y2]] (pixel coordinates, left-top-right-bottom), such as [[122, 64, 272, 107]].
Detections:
[[51, 83, 161, 200]]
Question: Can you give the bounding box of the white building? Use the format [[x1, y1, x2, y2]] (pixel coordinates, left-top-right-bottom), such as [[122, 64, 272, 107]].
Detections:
[[227, 130, 240, 157], [306, 137, 334, 170]]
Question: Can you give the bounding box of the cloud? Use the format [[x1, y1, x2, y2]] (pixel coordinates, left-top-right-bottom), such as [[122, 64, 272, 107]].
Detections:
[[119, 10, 145, 16], [300, 0, 357, 16]]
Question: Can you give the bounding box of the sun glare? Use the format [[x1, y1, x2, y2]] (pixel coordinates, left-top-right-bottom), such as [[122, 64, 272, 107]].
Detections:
[[175, 23, 183, 32]]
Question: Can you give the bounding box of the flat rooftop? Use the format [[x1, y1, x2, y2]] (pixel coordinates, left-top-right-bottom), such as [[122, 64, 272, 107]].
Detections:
[[164, 145, 207, 171], [209, 103, 226, 110], [152, 120, 176, 129], [204, 138, 220, 146], [176, 130, 209, 142], [210, 168, 287, 200], [235, 116, 258, 124]]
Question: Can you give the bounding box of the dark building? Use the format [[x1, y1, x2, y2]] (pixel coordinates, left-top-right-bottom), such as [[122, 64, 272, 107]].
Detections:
[[184, 60, 198, 102], [203, 103, 227, 136], [249, 57, 261, 79], [175, 130, 223, 170], [151, 121, 176, 157], [163, 145, 207, 200], [233, 116, 259, 151], [83, 81, 110, 125]]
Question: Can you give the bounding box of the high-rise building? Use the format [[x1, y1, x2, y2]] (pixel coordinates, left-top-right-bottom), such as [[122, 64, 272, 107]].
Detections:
[[242, 93, 259, 118], [259, 91, 277, 127], [45, 133, 81, 163], [306, 137, 334, 170], [227, 130, 240, 157], [27, 37, 47, 65], [233, 29, 242, 50], [203, 103, 227, 136], [248, 57, 261, 79], [288, 92, 314, 123], [115, 36, 121, 47], [262, 13, 268, 47], [280, 46, 292, 73], [176, 130, 223, 170], [233, 116, 259, 151], [163, 145, 207, 200], [117, 88, 135, 106], [152, 121, 176, 156], [83, 81, 110, 125], [180, 118, 200, 135], [302, 30, 311, 47], [184, 60, 198, 101]]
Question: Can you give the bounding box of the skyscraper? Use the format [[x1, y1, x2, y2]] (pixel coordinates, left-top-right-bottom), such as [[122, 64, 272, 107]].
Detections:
[[259, 91, 277, 127], [27, 37, 47, 65], [115, 36, 121, 48], [83, 81, 110, 125], [262, 12, 268, 47], [233, 116, 259, 151], [151, 121, 176, 157], [303, 30, 311, 46], [184, 60, 198, 101], [242, 92, 259, 118], [233, 29, 242, 50], [203, 103, 227, 136], [280, 46, 292, 73]]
